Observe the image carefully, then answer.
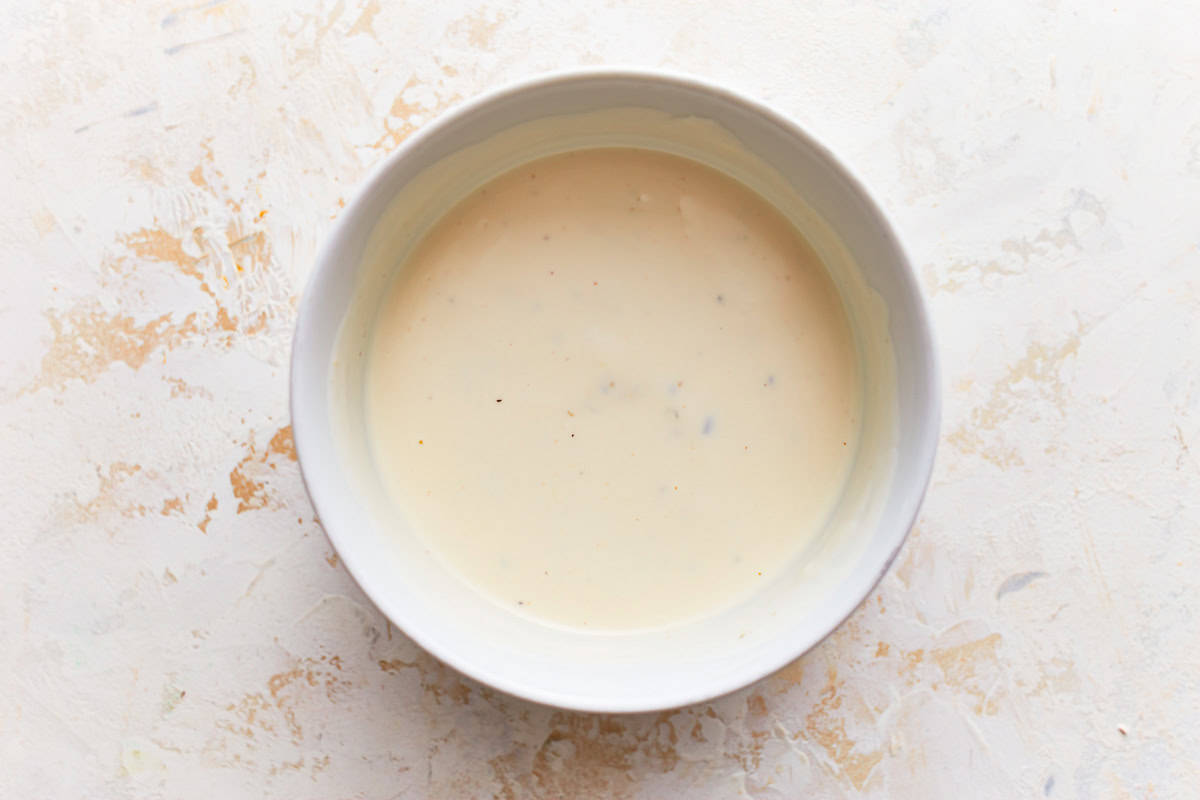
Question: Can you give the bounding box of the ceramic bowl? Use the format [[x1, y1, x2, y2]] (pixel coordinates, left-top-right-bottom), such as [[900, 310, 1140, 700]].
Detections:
[[291, 69, 939, 712]]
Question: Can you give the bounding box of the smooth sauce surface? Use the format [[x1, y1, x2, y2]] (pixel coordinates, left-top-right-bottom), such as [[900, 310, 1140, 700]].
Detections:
[[366, 148, 859, 630]]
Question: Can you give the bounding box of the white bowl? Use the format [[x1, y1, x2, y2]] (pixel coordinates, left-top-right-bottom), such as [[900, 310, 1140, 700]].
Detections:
[[291, 69, 939, 712]]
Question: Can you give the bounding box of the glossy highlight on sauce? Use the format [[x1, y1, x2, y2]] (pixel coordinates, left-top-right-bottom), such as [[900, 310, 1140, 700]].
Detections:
[[365, 147, 860, 630]]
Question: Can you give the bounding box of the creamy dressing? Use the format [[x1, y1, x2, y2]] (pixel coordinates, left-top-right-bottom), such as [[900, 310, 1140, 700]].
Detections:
[[365, 147, 859, 630]]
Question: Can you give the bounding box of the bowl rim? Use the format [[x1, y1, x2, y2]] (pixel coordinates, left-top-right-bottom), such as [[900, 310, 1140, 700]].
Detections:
[[290, 66, 941, 713]]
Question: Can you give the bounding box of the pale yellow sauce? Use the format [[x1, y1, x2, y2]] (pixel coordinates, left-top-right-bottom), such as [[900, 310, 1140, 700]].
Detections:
[[365, 148, 859, 630]]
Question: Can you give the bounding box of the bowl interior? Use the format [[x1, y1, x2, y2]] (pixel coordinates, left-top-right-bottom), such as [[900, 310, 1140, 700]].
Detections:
[[291, 71, 939, 712]]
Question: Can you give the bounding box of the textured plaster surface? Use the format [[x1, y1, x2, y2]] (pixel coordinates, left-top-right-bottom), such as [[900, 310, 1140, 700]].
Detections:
[[2, 1, 1198, 797]]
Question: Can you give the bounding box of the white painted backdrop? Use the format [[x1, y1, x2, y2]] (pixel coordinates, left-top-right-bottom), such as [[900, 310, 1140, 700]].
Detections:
[[3, 1, 1198, 796]]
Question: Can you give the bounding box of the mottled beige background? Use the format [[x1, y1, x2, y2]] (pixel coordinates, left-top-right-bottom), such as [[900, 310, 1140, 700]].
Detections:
[[3, 0, 1199, 797]]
